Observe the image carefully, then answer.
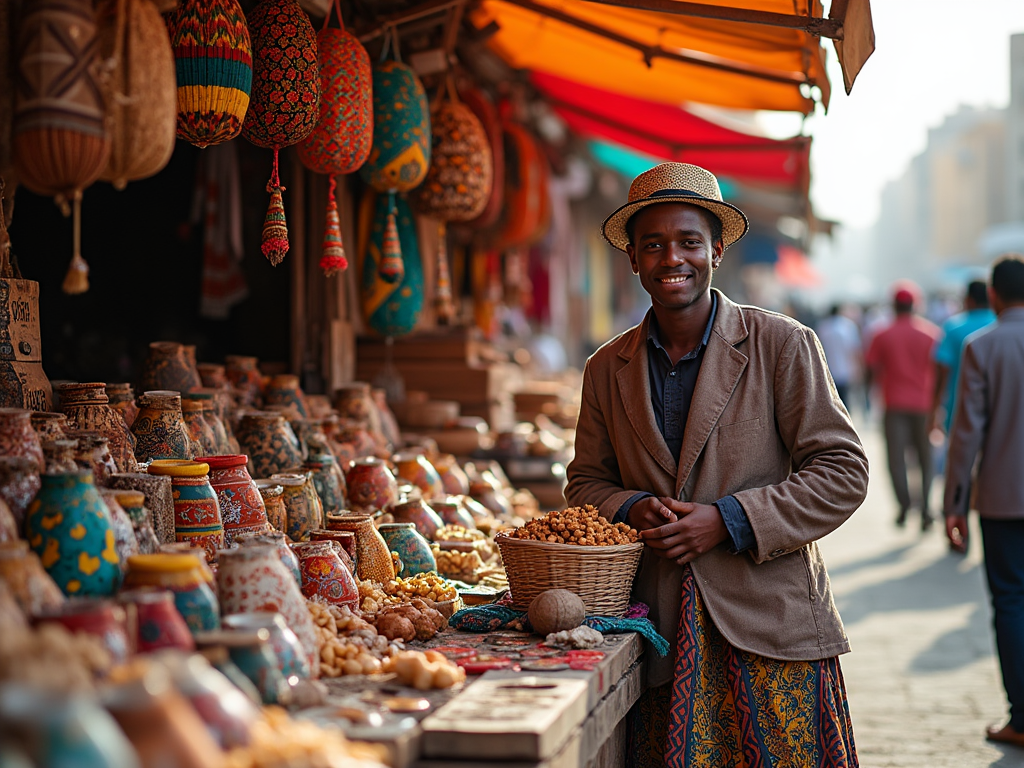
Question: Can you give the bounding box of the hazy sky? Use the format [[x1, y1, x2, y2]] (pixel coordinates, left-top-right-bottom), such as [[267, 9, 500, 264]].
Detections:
[[764, 0, 1024, 230]]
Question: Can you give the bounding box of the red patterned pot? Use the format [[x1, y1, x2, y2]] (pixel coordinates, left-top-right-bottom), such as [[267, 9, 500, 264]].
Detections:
[[234, 530, 301, 585], [433, 454, 470, 496], [390, 494, 444, 541], [344, 457, 397, 514], [148, 460, 225, 563], [119, 586, 195, 653], [308, 529, 356, 575], [200, 455, 269, 545], [334, 419, 380, 460], [393, 452, 444, 500], [33, 597, 132, 662], [431, 497, 478, 530], [290, 540, 358, 611], [0, 408, 45, 472]]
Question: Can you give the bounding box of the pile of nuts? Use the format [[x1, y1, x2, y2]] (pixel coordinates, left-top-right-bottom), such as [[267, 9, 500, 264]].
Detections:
[[308, 601, 399, 678], [506, 505, 640, 546], [385, 572, 458, 602], [383, 650, 466, 690], [433, 548, 485, 583], [434, 525, 486, 543], [357, 579, 390, 614]]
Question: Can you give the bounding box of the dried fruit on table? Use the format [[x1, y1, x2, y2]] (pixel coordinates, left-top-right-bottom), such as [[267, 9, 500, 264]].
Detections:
[[506, 505, 640, 546], [385, 572, 458, 602], [383, 650, 466, 690], [433, 547, 485, 582], [372, 599, 447, 642]]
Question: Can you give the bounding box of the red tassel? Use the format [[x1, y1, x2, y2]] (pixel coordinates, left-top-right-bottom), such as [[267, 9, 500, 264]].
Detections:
[[378, 199, 404, 284], [320, 175, 347, 276], [434, 221, 454, 324], [262, 148, 289, 266]]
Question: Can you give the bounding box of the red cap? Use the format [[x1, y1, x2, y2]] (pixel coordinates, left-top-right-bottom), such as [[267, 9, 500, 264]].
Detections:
[[894, 288, 915, 305]]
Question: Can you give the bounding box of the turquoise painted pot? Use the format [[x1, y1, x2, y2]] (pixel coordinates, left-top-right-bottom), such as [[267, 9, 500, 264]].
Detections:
[[25, 472, 122, 597], [222, 612, 311, 680], [378, 522, 436, 577], [302, 445, 346, 515]]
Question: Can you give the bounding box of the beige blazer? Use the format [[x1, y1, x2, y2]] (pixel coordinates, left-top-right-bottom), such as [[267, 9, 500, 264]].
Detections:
[[944, 307, 1024, 520], [565, 290, 869, 686]]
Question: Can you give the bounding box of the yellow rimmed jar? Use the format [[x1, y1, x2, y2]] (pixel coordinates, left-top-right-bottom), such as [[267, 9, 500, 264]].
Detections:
[[148, 460, 225, 563], [124, 552, 220, 634]]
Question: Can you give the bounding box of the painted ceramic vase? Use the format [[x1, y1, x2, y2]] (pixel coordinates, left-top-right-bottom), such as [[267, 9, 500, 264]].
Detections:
[[290, 540, 358, 611], [0, 408, 45, 472], [66, 430, 118, 485], [42, 439, 79, 474], [198, 628, 287, 705], [390, 494, 444, 541], [234, 530, 301, 585], [344, 457, 398, 514], [0, 456, 40, 530], [148, 460, 224, 563], [55, 383, 138, 474], [200, 455, 269, 545], [270, 472, 323, 543], [325, 514, 395, 582], [263, 374, 308, 419], [139, 341, 202, 395], [309, 529, 356, 575], [118, 587, 195, 653], [378, 522, 436, 577], [393, 452, 444, 500], [107, 472, 175, 546], [0, 541, 66, 615], [222, 612, 310, 679], [215, 541, 318, 674], [431, 497, 478, 530], [24, 471, 122, 597], [124, 553, 220, 633], [237, 411, 304, 479], [104, 383, 139, 429], [254, 480, 287, 534], [112, 490, 160, 555], [333, 382, 385, 445], [99, 490, 141, 573], [30, 411, 69, 443], [182, 400, 218, 457], [434, 454, 471, 496], [196, 644, 263, 707], [224, 356, 263, 407], [32, 598, 131, 663], [186, 393, 232, 454], [196, 363, 229, 390], [132, 391, 194, 462], [301, 439, 346, 515], [321, 414, 358, 466]]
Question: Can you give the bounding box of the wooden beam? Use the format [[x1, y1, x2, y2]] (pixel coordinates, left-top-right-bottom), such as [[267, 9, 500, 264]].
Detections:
[[358, 0, 467, 43], [578, 0, 844, 39]]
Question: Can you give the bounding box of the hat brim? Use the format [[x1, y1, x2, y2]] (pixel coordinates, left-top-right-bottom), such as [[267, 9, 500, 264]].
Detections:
[[602, 195, 749, 252]]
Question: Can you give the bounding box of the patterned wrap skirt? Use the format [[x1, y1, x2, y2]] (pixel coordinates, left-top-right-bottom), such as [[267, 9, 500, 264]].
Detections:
[[627, 566, 858, 767]]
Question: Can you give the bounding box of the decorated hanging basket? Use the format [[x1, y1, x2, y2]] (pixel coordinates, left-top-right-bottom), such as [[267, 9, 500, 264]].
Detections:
[[361, 61, 431, 194], [457, 87, 504, 230], [495, 120, 550, 250], [166, 0, 253, 149], [411, 98, 493, 222], [359, 192, 424, 337], [97, 0, 177, 190]]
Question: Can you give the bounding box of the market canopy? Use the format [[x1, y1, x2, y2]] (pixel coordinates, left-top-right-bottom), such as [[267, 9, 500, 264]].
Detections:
[[468, 0, 874, 115]]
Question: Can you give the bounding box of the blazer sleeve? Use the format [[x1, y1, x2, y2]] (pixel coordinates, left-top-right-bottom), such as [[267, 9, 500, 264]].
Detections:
[[943, 339, 987, 517], [564, 360, 644, 521], [732, 326, 870, 563]]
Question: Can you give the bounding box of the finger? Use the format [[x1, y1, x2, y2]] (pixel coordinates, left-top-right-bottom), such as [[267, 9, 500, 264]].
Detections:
[[649, 499, 677, 521]]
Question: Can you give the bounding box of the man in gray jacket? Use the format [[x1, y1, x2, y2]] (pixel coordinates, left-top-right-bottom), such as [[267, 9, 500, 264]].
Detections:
[[944, 254, 1024, 747]]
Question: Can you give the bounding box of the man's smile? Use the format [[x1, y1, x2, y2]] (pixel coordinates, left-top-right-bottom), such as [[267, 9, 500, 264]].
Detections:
[[658, 274, 691, 284]]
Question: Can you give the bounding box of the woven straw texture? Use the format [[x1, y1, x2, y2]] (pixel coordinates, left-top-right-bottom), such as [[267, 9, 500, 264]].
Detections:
[[242, 0, 320, 149], [360, 61, 430, 193], [13, 0, 110, 198], [411, 100, 493, 222], [602, 162, 749, 251], [97, 0, 177, 189], [297, 27, 372, 176], [496, 535, 644, 617], [167, 0, 252, 149]]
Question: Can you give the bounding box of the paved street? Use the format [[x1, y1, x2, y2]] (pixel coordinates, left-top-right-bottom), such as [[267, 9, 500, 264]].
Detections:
[[818, 419, 1024, 767]]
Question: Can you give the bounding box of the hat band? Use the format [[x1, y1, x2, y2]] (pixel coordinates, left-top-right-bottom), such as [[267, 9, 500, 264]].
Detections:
[[640, 188, 718, 202]]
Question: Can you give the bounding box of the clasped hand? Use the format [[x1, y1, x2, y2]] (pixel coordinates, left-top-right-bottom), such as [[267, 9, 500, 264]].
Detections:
[[626, 496, 729, 566]]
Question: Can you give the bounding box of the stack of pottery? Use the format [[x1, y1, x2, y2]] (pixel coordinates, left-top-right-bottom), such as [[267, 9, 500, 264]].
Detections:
[[112, 489, 160, 555], [0, 456, 40, 529], [147, 460, 224, 563], [254, 480, 287, 534], [301, 435, 346, 515], [29, 411, 69, 444], [222, 612, 310, 679], [0, 408, 45, 472], [99, 489, 141, 573], [66, 430, 118, 485], [344, 457, 398, 514], [236, 411, 304, 478], [268, 472, 322, 542], [393, 451, 444, 500], [139, 341, 202, 395], [378, 522, 435, 577], [181, 399, 218, 456], [24, 470, 122, 596], [200, 455, 269, 545], [105, 383, 140, 429], [224, 356, 263, 407], [0, 541, 66, 615], [132, 391, 194, 462], [263, 374, 308, 419], [390, 492, 444, 541], [118, 587, 195, 653], [325, 514, 395, 583], [234, 530, 300, 585], [124, 553, 220, 634]]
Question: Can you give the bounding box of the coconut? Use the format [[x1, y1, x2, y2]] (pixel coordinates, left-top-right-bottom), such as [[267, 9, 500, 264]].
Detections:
[[528, 589, 586, 637]]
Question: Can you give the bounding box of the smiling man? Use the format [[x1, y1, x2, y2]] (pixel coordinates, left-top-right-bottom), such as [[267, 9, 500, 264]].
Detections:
[[565, 163, 869, 767]]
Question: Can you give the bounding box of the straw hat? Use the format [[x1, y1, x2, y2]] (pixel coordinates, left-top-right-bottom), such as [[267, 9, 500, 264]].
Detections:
[[602, 162, 749, 251]]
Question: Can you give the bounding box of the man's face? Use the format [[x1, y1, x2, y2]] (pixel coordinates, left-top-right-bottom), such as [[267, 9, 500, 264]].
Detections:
[[626, 203, 723, 312]]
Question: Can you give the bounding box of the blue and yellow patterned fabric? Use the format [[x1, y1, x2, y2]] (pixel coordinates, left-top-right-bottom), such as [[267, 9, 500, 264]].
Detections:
[[359, 192, 424, 337], [360, 61, 430, 193]]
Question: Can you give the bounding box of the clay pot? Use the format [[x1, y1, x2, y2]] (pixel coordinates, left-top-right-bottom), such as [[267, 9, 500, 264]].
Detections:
[[335, 419, 380, 460], [222, 611, 311, 679], [0, 408, 45, 472], [321, 413, 357, 466], [224, 355, 263, 407], [186, 393, 232, 454], [333, 382, 376, 425], [0, 456, 41, 530], [393, 452, 444, 500], [139, 341, 202, 395], [132, 391, 194, 462], [105, 383, 139, 429], [325, 514, 395, 582], [269, 472, 323, 543], [41, 438, 78, 474], [200, 454, 270, 545], [99, 489, 141, 573], [0, 541, 66, 615], [379, 522, 436, 577], [182, 400, 218, 457], [216, 541, 318, 674], [234, 530, 300, 585], [24, 471, 122, 597], [148, 460, 225, 563], [470, 478, 513, 518], [118, 587, 195, 653], [196, 628, 287, 705], [263, 374, 308, 418], [236, 411, 304, 479], [66, 430, 118, 485], [254, 480, 287, 534], [112, 489, 160, 555], [124, 553, 220, 634], [55, 383, 139, 473], [344, 457, 398, 514], [301, 437, 346, 515], [308, 529, 356, 575], [431, 497, 478, 530], [390, 494, 444, 541], [433, 454, 470, 496], [33, 598, 132, 662], [29, 411, 69, 443], [290, 540, 359, 611], [107, 472, 175, 546], [304, 394, 333, 420], [196, 363, 229, 389], [372, 388, 401, 450]]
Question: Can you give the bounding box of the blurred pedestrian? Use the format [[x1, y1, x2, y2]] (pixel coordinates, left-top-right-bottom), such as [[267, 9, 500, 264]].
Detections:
[[816, 303, 862, 412], [865, 284, 941, 529], [943, 255, 1024, 748]]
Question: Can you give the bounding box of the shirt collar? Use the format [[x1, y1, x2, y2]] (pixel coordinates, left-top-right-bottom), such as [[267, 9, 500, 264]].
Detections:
[[647, 292, 718, 359]]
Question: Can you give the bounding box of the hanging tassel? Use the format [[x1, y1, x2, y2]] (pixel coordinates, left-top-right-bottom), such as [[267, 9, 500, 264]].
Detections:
[[262, 147, 289, 266], [320, 174, 347, 276], [62, 193, 89, 294], [378, 192, 404, 284], [434, 221, 454, 324]]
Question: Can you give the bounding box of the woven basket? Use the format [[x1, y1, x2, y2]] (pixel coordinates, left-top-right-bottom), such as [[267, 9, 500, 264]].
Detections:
[[495, 535, 643, 617]]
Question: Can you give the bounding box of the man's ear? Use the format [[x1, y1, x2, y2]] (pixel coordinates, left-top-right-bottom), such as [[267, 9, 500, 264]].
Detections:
[[626, 245, 639, 275]]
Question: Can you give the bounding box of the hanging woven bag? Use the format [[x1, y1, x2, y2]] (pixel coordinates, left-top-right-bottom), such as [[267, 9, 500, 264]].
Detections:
[[296, 0, 372, 276], [12, 0, 111, 294], [455, 86, 504, 230], [494, 119, 549, 250], [97, 0, 177, 190], [166, 0, 252, 149], [243, 0, 320, 266]]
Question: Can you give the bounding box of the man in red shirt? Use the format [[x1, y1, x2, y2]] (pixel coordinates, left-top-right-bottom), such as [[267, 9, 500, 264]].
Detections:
[[866, 285, 941, 530]]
